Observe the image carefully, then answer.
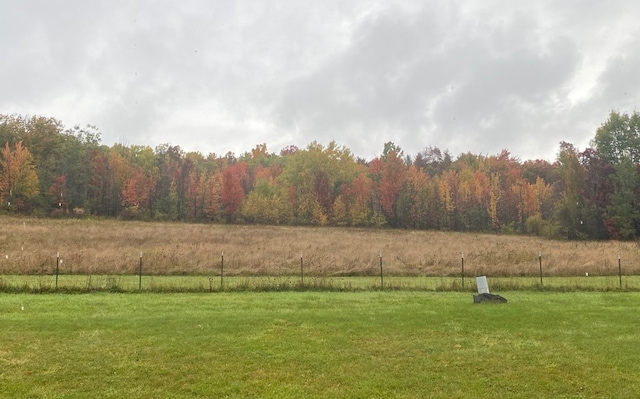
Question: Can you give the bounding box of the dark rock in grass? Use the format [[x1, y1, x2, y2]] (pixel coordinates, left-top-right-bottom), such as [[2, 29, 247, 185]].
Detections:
[[473, 293, 507, 304]]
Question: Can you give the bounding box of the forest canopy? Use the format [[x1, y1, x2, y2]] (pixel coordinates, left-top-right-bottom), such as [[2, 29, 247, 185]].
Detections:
[[1, 111, 640, 240]]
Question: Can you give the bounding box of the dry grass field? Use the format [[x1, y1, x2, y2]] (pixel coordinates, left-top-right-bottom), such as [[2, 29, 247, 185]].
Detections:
[[1, 216, 639, 279]]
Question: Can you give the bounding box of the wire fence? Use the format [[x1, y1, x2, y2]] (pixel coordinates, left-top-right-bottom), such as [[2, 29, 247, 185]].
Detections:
[[1, 251, 638, 293]]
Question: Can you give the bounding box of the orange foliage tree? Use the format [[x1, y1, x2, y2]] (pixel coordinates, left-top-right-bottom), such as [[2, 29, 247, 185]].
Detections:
[[0, 141, 39, 210], [221, 164, 246, 220]]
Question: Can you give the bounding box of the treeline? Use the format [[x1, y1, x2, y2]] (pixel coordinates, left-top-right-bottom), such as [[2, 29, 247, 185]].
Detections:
[[1, 112, 639, 240]]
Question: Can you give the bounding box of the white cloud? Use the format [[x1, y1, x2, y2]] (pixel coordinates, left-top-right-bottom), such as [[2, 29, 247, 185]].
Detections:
[[1, 0, 639, 161]]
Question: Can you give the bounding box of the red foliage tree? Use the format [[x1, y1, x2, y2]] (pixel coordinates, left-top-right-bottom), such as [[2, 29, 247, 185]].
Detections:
[[378, 150, 406, 223], [221, 167, 245, 220], [122, 167, 155, 209]]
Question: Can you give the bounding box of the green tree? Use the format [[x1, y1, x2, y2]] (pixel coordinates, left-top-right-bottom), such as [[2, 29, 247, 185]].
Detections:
[[18, 117, 66, 202], [0, 114, 27, 149], [580, 148, 615, 239], [56, 125, 102, 211], [555, 142, 585, 239], [593, 111, 640, 164], [153, 145, 185, 220], [606, 156, 640, 239], [414, 146, 452, 177]]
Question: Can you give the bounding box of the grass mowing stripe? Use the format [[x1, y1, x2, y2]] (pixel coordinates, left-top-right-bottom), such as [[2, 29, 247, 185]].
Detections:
[[1, 292, 640, 398]]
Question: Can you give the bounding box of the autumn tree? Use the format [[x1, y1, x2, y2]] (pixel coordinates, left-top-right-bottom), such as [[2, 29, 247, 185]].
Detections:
[[0, 141, 39, 211], [377, 142, 407, 226], [484, 150, 523, 231], [121, 167, 156, 219], [203, 171, 222, 220], [472, 170, 490, 230], [109, 149, 134, 216], [488, 172, 501, 231], [396, 166, 429, 228], [451, 155, 489, 231], [241, 148, 290, 224], [0, 115, 101, 211], [349, 171, 374, 226], [221, 164, 246, 221], [241, 180, 291, 225], [435, 172, 455, 229], [278, 141, 358, 225]]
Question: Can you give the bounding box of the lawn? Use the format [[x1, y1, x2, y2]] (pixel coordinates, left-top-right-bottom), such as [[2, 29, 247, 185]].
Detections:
[[2, 291, 639, 398]]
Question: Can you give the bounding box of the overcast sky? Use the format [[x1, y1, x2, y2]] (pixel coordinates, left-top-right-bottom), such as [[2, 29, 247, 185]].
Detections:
[[2, 1, 639, 161]]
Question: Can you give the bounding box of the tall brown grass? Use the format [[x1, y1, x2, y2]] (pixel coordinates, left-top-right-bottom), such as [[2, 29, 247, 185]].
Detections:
[[1, 216, 638, 277]]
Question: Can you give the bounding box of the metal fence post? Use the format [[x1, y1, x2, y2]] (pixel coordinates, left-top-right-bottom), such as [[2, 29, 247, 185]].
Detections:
[[379, 251, 383, 290], [300, 252, 304, 286], [539, 251, 543, 287], [55, 252, 60, 289], [461, 252, 465, 289], [220, 252, 224, 289], [618, 254, 622, 289]]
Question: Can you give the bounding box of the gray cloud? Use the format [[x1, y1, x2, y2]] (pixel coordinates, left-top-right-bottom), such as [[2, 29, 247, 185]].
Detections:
[[274, 3, 584, 158], [1, 1, 639, 161]]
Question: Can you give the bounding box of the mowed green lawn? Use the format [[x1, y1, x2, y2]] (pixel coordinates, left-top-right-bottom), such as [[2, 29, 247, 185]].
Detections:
[[1, 292, 639, 398]]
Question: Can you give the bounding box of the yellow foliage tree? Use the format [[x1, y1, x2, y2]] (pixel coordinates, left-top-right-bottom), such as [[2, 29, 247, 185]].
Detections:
[[0, 141, 39, 208]]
